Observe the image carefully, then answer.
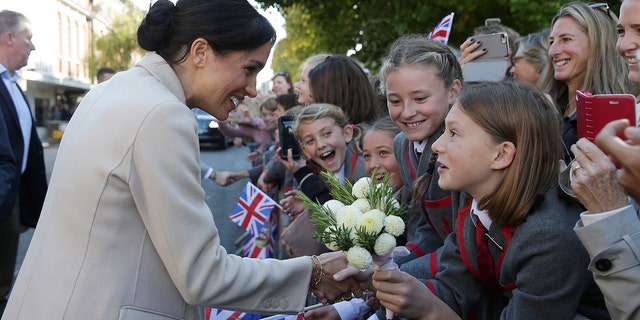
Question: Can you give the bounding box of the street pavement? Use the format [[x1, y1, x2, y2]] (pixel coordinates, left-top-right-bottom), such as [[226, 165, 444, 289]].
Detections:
[[16, 143, 253, 277]]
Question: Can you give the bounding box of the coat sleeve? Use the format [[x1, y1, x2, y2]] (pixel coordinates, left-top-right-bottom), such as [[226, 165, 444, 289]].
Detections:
[[575, 205, 640, 320], [129, 103, 312, 313]]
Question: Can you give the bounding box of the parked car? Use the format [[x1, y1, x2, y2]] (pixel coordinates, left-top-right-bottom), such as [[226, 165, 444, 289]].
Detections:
[[194, 108, 232, 149]]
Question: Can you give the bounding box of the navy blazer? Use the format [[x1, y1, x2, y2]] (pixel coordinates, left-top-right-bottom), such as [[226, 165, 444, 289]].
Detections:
[[0, 79, 47, 227], [0, 108, 16, 207]]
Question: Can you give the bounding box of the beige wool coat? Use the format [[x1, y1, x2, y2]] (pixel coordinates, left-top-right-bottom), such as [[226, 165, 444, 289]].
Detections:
[[2, 53, 312, 320]]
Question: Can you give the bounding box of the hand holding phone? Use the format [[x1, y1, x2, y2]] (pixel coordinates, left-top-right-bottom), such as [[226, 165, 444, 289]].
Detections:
[[576, 90, 637, 142], [278, 115, 301, 160], [462, 32, 510, 82]]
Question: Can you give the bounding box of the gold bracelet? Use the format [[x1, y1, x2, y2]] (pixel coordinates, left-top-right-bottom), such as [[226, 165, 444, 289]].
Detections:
[[210, 170, 217, 180], [310, 255, 324, 289]]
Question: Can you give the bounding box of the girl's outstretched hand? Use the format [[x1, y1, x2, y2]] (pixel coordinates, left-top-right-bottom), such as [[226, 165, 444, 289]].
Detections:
[[372, 269, 460, 320]]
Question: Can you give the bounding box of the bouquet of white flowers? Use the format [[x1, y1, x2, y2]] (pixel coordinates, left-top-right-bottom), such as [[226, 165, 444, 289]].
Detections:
[[297, 171, 407, 270]]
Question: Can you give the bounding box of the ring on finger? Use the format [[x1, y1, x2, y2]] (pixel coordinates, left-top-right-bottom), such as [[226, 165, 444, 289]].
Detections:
[[571, 165, 582, 175]]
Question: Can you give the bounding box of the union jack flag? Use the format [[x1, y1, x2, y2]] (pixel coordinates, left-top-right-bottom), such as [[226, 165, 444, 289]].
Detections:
[[428, 12, 455, 45], [242, 212, 279, 259], [204, 308, 262, 320], [230, 182, 279, 236]]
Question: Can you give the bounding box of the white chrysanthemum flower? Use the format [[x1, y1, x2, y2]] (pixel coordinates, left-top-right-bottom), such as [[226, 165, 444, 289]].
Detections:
[[347, 246, 373, 270], [323, 199, 345, 215], [384, 215, 405, 237], [360, 209, 386, 234], [336, 205, 361, 230], [352, 198, 371, 213], [368, 208, 387, 220], [374, 233, 396, 256], [352, 177, 372, 199]]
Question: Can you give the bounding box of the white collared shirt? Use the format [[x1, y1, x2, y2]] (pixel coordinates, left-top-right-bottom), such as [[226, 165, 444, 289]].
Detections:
[[333, 164, 346, 184], [472, 199, 493, 230]]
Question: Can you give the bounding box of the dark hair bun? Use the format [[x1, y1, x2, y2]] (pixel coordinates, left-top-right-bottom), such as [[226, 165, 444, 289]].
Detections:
[[137, 0, 175, 51]]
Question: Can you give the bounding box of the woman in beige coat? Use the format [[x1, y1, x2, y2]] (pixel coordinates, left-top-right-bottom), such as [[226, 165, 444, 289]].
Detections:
[[2, 0, 363, 319]]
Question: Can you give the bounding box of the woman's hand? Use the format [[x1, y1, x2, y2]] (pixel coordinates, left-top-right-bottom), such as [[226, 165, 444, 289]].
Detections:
[[458, 37, 486, 68], [311, 251, 368, 304], [570, 138, 628, 213]]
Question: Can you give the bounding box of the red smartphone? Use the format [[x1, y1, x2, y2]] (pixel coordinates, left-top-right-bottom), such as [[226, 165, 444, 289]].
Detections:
[[576, 90, 637, 142]]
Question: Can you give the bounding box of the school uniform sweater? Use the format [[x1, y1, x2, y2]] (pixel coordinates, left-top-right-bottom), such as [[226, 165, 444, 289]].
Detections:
[[424, 189, 610, 320]]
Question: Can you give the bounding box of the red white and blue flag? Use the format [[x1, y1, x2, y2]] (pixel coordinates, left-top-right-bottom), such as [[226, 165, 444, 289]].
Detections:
[[230, 182, 279, 236], [204, 308, 262, 320], [428, 12, 455, 45], [242, 213, 279, 259]]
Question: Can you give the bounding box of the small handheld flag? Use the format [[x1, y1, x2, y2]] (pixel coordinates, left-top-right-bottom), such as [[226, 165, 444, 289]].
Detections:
[[230, 182, 280, 236], [428, 12, 455, 45]]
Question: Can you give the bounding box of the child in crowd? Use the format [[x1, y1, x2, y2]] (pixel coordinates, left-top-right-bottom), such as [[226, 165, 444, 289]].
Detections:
[[304, 115, 402, 320], [372, 81, 609, 319], [361, 116, 402, 191], [278, 103, 366, 258], [280, 103, 365, 204], [379, 34, 463, 277], [295, 54, 332, 105]]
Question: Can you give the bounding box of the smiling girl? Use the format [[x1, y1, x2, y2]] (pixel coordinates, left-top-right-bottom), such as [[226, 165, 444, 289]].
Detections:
[[361, 116, 402, 191], [377, 35, 463, 275], [278, 104, 365, 259], [280, 103, 365, 205]]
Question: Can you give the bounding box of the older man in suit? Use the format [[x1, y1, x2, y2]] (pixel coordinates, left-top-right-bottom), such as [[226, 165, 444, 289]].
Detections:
[[0, 10, 47, 314]]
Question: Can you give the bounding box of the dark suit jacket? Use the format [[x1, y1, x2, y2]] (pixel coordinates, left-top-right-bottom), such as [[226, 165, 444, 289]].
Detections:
[[0, 108, 15, 207], [0, 78, 47, 227]]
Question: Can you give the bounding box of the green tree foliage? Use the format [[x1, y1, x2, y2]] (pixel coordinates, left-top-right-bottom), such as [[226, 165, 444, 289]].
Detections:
[[87, 10, 144, 81], [258, 0, 620, 76]]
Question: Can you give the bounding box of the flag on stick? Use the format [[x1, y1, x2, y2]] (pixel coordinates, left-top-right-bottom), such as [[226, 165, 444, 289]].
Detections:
[[428, 12, 455, 44], [230, 182, 279, 236]]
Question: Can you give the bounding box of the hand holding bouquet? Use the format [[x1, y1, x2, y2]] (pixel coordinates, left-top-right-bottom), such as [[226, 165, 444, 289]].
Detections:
[[298, 170, 408, 263]]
